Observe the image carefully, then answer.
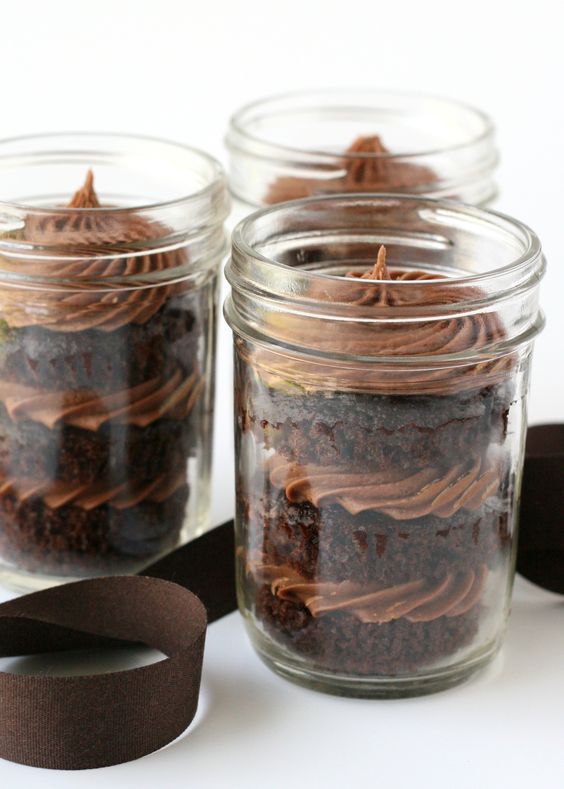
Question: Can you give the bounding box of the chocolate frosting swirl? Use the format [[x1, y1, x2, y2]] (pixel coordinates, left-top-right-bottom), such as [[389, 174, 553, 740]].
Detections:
[[264, 135, 437, 204], [343, 136, 437, 192], [0, 468, 187, 511], [0, 368, 203, 431], [0, 171, 188, 332], [249, 560, 488, 624], [251, 246, 513, 395], [269, 455, 500, 520]]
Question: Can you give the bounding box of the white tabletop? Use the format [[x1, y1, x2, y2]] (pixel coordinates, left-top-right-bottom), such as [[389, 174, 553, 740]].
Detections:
[[0, 578, 562, 789], [0, 0, 563, 786]]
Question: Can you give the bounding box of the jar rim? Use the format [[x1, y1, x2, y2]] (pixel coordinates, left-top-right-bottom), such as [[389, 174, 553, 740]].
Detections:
[[227, 88, 495, 164], [0, 131, 227, 216], [231, 193, 543, 293]]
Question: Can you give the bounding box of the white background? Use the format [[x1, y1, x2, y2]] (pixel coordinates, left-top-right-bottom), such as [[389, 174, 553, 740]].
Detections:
[[0, 1, 563, 787]]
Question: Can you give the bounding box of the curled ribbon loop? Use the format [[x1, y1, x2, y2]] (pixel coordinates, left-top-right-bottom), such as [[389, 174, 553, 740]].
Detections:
[[0, 521, 237, 770], [0, 576, 207, 769]]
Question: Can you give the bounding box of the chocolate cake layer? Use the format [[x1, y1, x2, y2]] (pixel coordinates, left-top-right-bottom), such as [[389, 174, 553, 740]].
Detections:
[[0, 484, 188, 575], [0, 296, 199, 390], [0, 414, 195, 484], [244, 493, 510, 587], [240, 378, 511, 472]]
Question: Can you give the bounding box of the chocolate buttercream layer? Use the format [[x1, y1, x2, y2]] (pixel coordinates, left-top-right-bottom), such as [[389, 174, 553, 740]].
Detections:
[[0, 468, 187, 511], [249, 560, 488, 624], [0, 279, 186, 334], [240, 246, 515, 398], [264, 135, 437, 205], [269, 455, 501, 520], [0, 367, 202, 431], [249, 281, 513, 398]]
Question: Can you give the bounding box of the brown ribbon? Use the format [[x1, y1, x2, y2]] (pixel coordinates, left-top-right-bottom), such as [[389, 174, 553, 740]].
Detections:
[[517, 424, 564, 594], [0, 425, 561, 771], [0, 521, 235, 770]]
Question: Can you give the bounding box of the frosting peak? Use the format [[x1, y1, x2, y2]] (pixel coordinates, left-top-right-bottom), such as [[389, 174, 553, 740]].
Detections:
[[358, 244, 390, 281], [68, 169, 101, 209], [346, 135, 388, 156], [346, 244, 391, 305], [344, 136, 390, 186], [342, 134, 437, 192]]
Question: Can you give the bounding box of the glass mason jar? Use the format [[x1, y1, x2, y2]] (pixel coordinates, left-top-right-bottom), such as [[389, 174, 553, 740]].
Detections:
[[225, 194, 545, 697], [0, 133, 229, 590], [226, 90, 498, 220]]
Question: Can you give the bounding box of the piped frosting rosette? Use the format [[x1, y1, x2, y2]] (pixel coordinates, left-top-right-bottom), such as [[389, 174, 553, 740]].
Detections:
[[342, 136, 437, 193], [269, 454, 501, 521], [265, 135, 437, 204], [248, 559, 488, 625], [248, 246, 515, 396], [0, 468, 187, 512], [0, 171, 190, 332], [0, 367, 203, 432]]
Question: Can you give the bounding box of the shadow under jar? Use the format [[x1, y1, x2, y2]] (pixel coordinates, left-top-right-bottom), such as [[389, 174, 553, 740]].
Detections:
[[225, 194, 545, 698], [226, 89, 498, 216], [0, 133, 228, 590]]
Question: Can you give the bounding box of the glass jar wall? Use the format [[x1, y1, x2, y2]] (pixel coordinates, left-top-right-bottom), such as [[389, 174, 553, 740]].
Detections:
[[0, 133, 228, 589], [226, 90, 498, 218], [225, 194, 544, 697]]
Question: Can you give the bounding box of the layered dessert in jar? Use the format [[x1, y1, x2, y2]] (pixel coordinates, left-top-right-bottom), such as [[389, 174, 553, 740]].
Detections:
[[226, 90, 498, 211], [0, 134, 227, 587], [225, 195, 544, 696]]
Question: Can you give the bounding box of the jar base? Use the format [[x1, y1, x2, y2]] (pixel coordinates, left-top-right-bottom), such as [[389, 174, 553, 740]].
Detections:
[[0, 516, 211, 594], [248, 624, 502, 699]]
